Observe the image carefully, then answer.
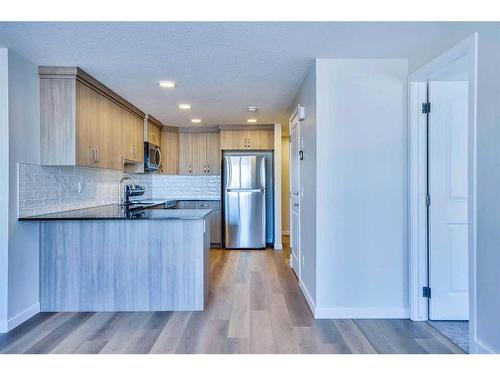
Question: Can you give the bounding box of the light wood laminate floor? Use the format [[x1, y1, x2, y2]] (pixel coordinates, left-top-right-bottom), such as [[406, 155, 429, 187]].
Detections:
[[0, 237, 464, 354]]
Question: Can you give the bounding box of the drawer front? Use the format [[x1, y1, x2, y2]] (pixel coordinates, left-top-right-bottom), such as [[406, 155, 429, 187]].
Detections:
[[176, 200, 220, 209], [196, 200, 220, 210]]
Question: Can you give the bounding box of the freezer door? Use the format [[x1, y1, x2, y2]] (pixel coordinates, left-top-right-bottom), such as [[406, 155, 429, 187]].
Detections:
[[224, 155, 266, 190], [224, 190, 266, 249]]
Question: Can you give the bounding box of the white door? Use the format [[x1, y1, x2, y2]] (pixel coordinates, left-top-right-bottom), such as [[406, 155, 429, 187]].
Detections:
[[289, 114, 300, 277], [428, 81, 469, 320]]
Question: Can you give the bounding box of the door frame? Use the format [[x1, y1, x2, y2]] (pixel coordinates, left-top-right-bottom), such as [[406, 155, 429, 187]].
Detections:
[[408, 34, 478, 351], [289, 105, 303, 279]]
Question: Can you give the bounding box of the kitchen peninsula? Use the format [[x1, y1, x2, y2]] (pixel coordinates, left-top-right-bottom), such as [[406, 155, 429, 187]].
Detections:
[[21, 205, 211, 312]]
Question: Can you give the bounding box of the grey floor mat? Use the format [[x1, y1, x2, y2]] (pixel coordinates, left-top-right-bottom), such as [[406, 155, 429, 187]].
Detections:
[[428, 320, 469, 353]]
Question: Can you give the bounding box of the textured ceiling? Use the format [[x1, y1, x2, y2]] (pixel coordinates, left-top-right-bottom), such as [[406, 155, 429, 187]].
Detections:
[[0, 22, 464, 127]]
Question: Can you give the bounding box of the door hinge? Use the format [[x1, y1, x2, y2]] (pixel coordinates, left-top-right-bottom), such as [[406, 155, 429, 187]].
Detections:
[[425, 194, 431, 206], [423, 286, 431, 298], [422, 102, 431, 114]]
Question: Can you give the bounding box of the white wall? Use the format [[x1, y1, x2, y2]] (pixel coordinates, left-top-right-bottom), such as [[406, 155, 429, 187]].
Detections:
[[408, 24, 500, 354], [314, 59, 408, 317], [0, 49, 9, 332], [6, 50, 41, 329], [291, 65, 317, 304]]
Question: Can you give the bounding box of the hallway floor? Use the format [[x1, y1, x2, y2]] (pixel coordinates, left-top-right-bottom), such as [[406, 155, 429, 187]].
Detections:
[[428, 321, 469, 353], [0, 239, 464, 354]]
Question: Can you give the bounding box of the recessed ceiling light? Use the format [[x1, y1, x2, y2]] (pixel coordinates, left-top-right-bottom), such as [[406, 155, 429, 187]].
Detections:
[[178, 103, 191, 110], [247, 106, 258, 113], [191, 119, 202, 123], [247, 119, 257, 123], [159, 81, 176, 88]]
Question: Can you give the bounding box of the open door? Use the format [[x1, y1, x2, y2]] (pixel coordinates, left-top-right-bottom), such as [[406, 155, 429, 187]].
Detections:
[[289, 112, 301, 277], [428, 81, 469, 320]]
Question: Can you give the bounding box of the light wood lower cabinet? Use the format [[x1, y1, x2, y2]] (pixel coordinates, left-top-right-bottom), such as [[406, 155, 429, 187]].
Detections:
[[40, 66, 145, 170], [176, 200, 221, 245], [160, 128, 179, 174], [178, 132, 220, 175], [220, 129, 273, 150]]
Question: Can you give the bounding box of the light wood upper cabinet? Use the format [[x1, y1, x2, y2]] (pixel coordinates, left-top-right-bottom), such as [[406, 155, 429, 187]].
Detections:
[[249, 130, 274, 149], [40, 66, 145, 170], [147, 116, 161, 146], [206, 132, 221, 175], [220, 129, 274, 150], [179, 133, 194, 175], [160, 128, 179, 175], [220, 130, 247, 149], [178, 130, 221, 175], [192, 133, 208, 175]]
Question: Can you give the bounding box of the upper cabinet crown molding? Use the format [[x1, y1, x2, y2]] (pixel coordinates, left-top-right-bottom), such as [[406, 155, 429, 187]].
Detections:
[[39, 66, 145, 119]]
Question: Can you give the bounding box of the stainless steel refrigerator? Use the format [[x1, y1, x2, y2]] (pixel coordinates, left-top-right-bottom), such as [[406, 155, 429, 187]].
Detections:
[[223, 154, 266, 249]]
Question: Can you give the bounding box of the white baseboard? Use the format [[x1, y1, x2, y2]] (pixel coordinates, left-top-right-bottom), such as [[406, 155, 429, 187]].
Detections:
[[273, 242, 283, 250], [282, 231, 290, 236], [314, 307, 409, 319], [474, 338, 496, 354], [299, 280, 316, 316], [6, 302, 40, 332]]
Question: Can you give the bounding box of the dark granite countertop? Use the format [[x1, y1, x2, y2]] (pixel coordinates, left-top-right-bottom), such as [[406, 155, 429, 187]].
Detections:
[[19, 203, 212, 221]]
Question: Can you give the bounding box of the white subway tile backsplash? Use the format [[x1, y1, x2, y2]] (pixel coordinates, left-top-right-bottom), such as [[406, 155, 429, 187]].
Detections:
[[18, 163, 153, 217], [18, 163, 220, 218], [151, 175, 221, 200]]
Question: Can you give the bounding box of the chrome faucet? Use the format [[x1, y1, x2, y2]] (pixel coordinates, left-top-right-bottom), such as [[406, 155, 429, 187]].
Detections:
[[119, 175, 137, 205]]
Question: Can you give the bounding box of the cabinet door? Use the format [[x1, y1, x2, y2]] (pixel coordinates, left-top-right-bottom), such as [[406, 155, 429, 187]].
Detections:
[[178, 133, 193, 175], [160, 130, 179, 174], [75, 81, 93, 166], [87, 85, 105, 168], [122, 111, 144, 163], [210, 209, 222, 245], [195, 201, 221, 245], [220, 130, 247, 150], [108, 101, 124, 171], [206, 132, 221, 175], [192, 133, 207, 175], [148, 122, 161, 146], [121, 110, 133, 161], [248, 130, 273, 150], [94, 92, 111, 169], [133, 116, 144, 162]]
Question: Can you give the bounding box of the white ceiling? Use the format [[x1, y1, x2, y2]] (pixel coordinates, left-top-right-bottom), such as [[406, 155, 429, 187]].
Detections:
[[0, 22, 465, 127]]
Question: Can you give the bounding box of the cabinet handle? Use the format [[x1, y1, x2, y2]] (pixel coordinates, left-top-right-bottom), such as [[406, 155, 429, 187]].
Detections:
[[96, 148, 100, 164]]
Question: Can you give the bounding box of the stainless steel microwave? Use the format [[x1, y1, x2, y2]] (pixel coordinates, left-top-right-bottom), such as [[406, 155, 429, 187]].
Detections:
[[144, 142, 161, 171]]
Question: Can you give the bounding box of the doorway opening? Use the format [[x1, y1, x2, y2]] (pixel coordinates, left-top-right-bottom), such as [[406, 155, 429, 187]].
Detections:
[[408, 35, 477, 353]]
